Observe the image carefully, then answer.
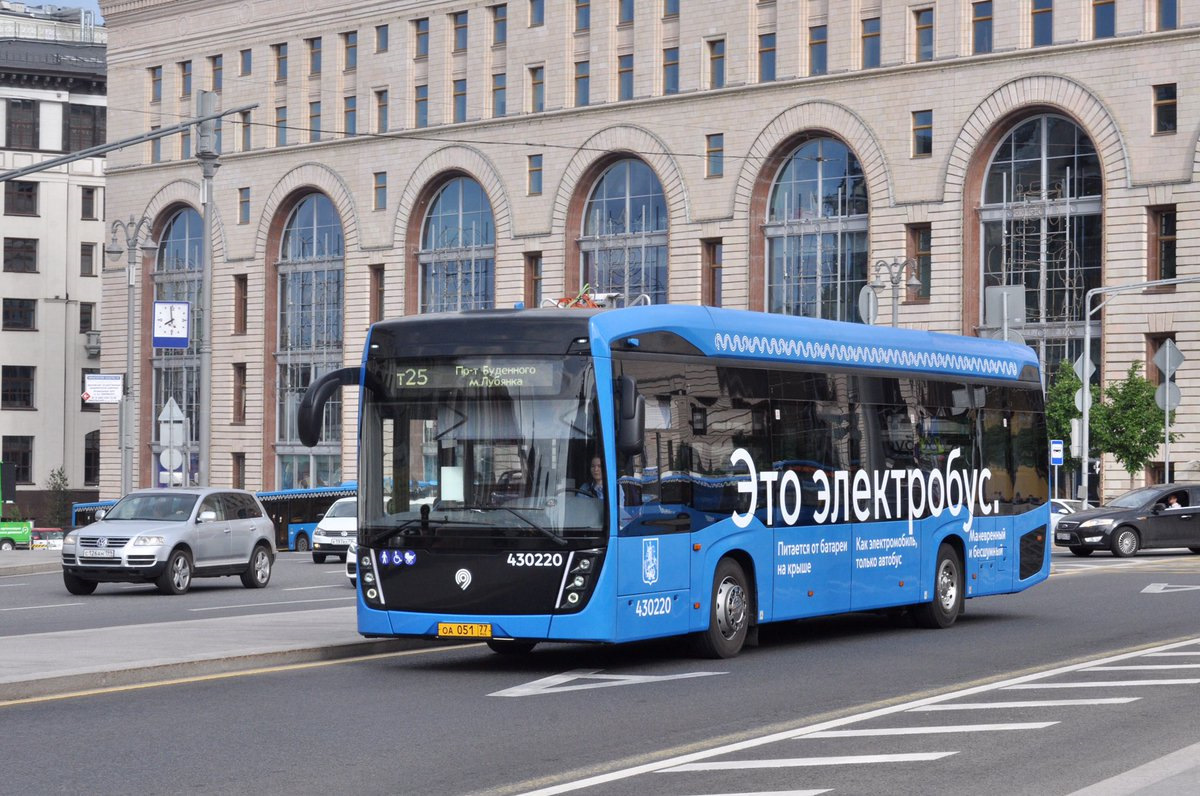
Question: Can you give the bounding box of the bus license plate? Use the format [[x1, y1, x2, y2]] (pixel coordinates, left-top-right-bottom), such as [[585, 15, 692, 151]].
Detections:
[[438, 622, 492, 638]]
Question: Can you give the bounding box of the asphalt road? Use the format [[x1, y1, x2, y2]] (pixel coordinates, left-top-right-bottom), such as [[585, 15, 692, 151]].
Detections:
[[5, 550, 1200, 796]]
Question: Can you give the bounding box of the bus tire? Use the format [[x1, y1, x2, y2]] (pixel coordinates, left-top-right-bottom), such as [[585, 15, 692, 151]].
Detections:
[[241, 544, 272, 589], [155, 548, 193, 595], [312, 552, 327, 564], [486, 639, 537, 655], [0, 539, 14, 551], [63, 571, 97, 595], [693, 558, 750, 659], [1069, 546, 1093, 557], [294, 534, 310, 552], [1111, 527, 1139, 558], [914, 543, 962, 629]]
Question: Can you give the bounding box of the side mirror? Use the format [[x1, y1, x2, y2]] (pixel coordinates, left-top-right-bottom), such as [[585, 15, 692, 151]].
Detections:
[[298, 367, 360, 447], [616, 374, 645, 457], [95, 509, 107, 520], [197, 510, 217, 522]]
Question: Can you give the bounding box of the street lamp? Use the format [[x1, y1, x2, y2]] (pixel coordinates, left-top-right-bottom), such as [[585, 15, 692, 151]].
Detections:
[[106, 216, 158, 496], [870, 257, 922, 327]]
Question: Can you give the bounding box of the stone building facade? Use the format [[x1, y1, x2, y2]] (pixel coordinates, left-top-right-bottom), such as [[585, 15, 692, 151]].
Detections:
[[98, 0, 1199, 500]]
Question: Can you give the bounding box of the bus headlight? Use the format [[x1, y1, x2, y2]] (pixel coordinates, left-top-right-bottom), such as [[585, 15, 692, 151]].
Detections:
[[556, 549, 603, 611]]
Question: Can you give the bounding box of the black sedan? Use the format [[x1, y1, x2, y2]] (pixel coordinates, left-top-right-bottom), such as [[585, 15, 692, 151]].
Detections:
[[1053, 483, 1200, 558]]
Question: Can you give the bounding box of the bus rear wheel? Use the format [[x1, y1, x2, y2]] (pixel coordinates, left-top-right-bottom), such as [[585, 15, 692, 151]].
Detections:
[[693, 558, 750, 659], [913, 543, 962, 629], [294, 534, 310, 552]]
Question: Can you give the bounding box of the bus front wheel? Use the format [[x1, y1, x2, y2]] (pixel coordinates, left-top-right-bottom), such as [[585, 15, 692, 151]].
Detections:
[[913, 543, 962, 629], [693, 558, 750, 659], [294, 534, 310, 552]]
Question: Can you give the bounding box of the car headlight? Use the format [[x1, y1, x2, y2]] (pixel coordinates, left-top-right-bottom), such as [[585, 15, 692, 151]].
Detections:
[[1079, 518, 1115, 529], [134, 535, 165, 546], [64, 531, 78, 546]]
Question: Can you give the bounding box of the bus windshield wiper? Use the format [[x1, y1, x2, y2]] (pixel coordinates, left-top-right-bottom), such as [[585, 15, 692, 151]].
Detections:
[[484, 505, 568, 547], [367, 514, 490, 544]]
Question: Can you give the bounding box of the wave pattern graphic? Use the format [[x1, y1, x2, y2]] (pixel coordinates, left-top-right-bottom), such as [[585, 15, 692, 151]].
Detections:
[[713, 333, 1021, 378]]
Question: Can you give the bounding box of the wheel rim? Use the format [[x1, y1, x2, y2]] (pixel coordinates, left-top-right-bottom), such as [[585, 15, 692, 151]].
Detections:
[[935, 559, 959, 613], [253, 550, 270, 584], [172, 555, 191, 591], [1118, 531, 1137, 556], [714, 576, 748, 641]]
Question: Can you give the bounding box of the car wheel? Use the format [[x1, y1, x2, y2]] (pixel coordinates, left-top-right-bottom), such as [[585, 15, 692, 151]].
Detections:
[[294, 534, 310, 552], [312, 552, 327, 564], [1111, 527, 1140, 558], [692, 558, 751, 659], [155, 548, 193, 595], [241, 544, 272, 589], [63, 571, 98, 595], [914, 543, 963, 629], [338, 554, 347, 563], [486, 639, 538, 655], [0, 539, 14, 551], [1069, 546, 1094, 557]]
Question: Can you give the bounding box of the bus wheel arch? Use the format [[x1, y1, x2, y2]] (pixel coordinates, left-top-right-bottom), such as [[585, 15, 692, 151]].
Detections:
[[693, 552, 755, 659], [294, 533, 310, 552], [914, 540, 964, 629]]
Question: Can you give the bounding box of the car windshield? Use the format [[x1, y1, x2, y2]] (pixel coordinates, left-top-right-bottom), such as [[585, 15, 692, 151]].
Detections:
[[325, 499, 357, 518], [105, 493, 199, 521], [1105, 488, 1158, 509]]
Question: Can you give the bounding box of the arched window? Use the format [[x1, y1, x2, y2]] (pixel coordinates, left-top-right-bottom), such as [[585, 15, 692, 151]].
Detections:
[[276, 193, 344, 489], [579, 159, 668, 305], [419, 176, 494, 312], [152, 207, 202, 486], [765, 137, 869, 321], [980, 115, 1102, 371]]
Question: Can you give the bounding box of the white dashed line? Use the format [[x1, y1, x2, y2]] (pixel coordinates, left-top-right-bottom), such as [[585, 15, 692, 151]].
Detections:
[[1004, 679, 1200, 689], [909, 698, 1140, 712], [803, 721, 1056, 738], [661, 752, 958, 773]]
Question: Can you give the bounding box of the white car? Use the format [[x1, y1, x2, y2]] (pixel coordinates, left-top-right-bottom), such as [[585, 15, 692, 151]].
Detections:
[[1049, 498, 1082, 533], [346, 539, 358, 588], [312, 496, 356, 563]]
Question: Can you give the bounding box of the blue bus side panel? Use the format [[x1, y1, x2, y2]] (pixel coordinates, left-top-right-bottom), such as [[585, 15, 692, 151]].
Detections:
[[615, 589, 690, 640], [849, 520, 920, 611], [289, 522, 317, 550], [774, 524, 853, 618], [964, 514, 1010, 596], [616, 534, 690, 596]]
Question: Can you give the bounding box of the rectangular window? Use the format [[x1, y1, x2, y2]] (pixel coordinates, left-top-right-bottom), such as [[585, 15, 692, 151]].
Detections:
[[375, 89, 389, 131], [274, 42, 288, 81], [275, 106, 288, 146], [663, 0, 679, 17], [80, 304, 95, 333], [618, 54, 634, 100], [240, 110, 253, 151], [4, 181, 37, 216], [702, 239, 723, 307], [663, 47, 679, 94], [1, 366, 35, 409], [1093, 0, 1115, 39], [150, 126, 161, 162], [370, 264, 385, 324], [492, 73, 507, 117], [530, 66, 544, 112], [2, 299, 35, 331], [84, 426, 100, 482], [344, 31, 358, 70], [1159, 0, 1178, 30], [1149, 206, 1177, 281], [231, 452, 245, 490], [2, 437, 33, 483], [233, 274, 248, 334], [493, 4, 507, 44], [210, 54, 223, 92], [528, 153, 543, 195], [1032, 0, 1053, 47], [181, 127, 191, 158], [3, 238, 37, 273], [150, 65, 162, 102], [63, 104, 106, 151], [233, 363, 247, 425], [415, 84, 429, 127], [809, 25, 827, 76], [575, 0, 590, 32], [453, 11, 468, 51], [907, 223, 932, 300], [915, 8, 934, 61], [706, 133, 724, 177], [524, 253, 543, 307], [862, 17, 881, 68], [575, 61, 590, 106], [912, 110, 933, 157], [179, 58, 192, 96], [309, 101, 322, 142], [238, 187, 250, 224], [1154, 84, 1177, 135], [376, 24, 389, 52], [759, 33, 776, 81], [81, 186, 97, 220], [619, 0, 634, 24], [373, 172, 387, 210], [973, 2, 993, 54], [344, 95, 357, 135], [530, 0, 544, 26], [6, 99, 38, 150], [453, 79, 467, 122], [709, 39, 725, 88], [414, 18, 430, 57], [307, 37, 322, 75], [80, 242, 95, 276], [239, 48, 252, 75]]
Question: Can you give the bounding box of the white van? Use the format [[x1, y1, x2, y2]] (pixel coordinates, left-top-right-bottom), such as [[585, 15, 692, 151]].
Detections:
[[312, 496, 356, 563]]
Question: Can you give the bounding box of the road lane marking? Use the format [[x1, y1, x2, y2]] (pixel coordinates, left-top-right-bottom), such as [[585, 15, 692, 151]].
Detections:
[[1142, 583, 1200, 593], [803, 722, 1057, 738], [1084, 664, 1200, 670], [680, 791, 829, 796], [490, 669, 725, 697], [662, 752, 957, 772], [1066, 737, 1200, 795], [0, 602, 82, 612], [1146, 651, 1200, 656], [1004, 679, 1200, 688], [282, 585, 342, 591], [187, 596, 352, 611], [0, 583, 29, 587], [910, 698, 1140, 711]]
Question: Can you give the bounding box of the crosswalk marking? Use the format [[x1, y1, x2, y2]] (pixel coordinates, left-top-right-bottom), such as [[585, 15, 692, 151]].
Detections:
[[661, 752, 957, 773], [803, 722, 1056, 738], [1005, 679, 1200, 689], [910, 698, 1139, 711]]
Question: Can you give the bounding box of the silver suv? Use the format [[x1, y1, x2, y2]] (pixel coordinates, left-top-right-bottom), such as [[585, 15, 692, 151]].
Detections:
[[61, 488, 276, 595]]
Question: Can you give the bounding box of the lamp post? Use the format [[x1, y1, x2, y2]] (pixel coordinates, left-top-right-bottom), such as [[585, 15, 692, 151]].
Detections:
[[870, 257, 922, 327], [106, 216, 158, 496]]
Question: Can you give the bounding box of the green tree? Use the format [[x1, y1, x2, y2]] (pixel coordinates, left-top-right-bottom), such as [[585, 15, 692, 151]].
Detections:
[[46, 466, 72, 528], [1045, 359, 1082, 474], [1092, 362, 1171, 487]]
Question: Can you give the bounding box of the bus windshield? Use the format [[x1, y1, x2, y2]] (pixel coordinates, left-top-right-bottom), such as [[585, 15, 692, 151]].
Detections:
[[360, 355, 604, 547]]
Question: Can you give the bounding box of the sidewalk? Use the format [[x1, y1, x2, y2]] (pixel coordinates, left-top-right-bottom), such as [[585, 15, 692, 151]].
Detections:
[[0, 550, 411, 702]]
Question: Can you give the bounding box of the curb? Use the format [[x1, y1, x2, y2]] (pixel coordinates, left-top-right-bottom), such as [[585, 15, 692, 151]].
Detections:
[[0, 562, 61, 577], [0, 638, 421, 702]]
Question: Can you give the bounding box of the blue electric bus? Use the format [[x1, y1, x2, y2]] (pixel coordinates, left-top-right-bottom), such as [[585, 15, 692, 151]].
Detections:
[[298, 305, 1050, 658]]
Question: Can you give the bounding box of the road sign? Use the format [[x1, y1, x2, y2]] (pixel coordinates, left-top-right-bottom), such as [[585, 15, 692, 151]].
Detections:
[[858, 285, 879, 325], [83, 374, 123, 404], [1156, 381, 1181, 412], [1153, 339, 1185, 380], [1050, 440, 1064, 466], [1073, 355, 1096, 383], [1074, 387, 1092, 412]]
